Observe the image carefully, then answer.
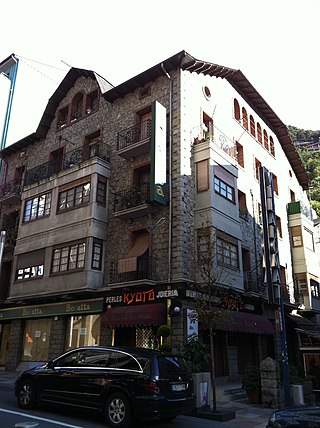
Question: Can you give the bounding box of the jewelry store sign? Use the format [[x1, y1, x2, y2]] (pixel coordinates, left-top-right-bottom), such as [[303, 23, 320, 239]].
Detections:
[[0, 298, 104, 320], [105, 288, 180, 305]]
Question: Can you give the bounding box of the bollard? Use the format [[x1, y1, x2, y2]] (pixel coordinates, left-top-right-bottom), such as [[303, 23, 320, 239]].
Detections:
[[15, 422, 39, 427], [292, 384, 304, 405]]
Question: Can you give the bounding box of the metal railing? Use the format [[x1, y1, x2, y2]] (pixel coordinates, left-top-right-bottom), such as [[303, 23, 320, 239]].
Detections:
[[0, 179, 22, 200], [109, 255, 156, 284], [113, 183, 150, 212], [24, 141, 110, 186], [117, 120, 152, 151]]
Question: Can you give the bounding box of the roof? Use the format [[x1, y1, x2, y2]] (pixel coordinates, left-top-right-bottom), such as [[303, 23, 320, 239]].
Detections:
[[0, 51, 308, 189], [103, 50, 309, 189]]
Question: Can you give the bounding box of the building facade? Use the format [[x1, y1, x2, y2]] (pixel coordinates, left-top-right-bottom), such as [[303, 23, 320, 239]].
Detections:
[[0, 51, 319, 379]]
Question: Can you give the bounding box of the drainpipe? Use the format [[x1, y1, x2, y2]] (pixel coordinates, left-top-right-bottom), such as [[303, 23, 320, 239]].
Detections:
[[161, 63, 173, 284]]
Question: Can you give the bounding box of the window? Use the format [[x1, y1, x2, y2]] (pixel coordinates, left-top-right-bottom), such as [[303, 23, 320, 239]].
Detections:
[[272, 173, 278, 195], [276, 215, 282, 238], [58, 182, 90, 212], [197, 227, 210, 262], [71, 92, 84, 121], [290, 189, 295, 202], [269, 136, 275, 156], [238, 190, 248, 219], [16, 265, 44, 281], [23, 192, 51, 222], [256, 123, 262, 144], [254, 158, 262, 180], [249, 115, 256, 137], [310, 279, 320, 298], [217, 234, 239, 269], [304, 228, 315, 251], [51, 241, 86, 273], [202, 111, 214, 142], [242, 107, 248, 130], [85, 89, 98, 114], [263, 130, 269, 150], [236, 141, 244, 167], [22, 319, 51, 362], [291, 226, 303, 247], [196, 160, 209, 192], [92, 239, 103, 270], [139, 86, 151, 99], [57, 106, 69, 129], [96, 175, 107, 205], [214, 176, 235, 202], [234, 99, 240, 121], [16, 249, 45, 281]]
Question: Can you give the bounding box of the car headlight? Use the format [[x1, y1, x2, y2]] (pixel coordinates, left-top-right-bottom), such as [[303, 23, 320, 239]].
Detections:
[[268, 412, 277, 425]]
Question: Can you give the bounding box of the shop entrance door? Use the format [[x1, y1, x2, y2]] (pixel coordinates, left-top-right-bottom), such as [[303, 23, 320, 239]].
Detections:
[[0, 324, 10, 366]]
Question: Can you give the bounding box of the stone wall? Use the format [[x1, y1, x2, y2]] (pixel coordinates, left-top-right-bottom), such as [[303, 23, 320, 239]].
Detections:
[[260, 357, 282, 408]]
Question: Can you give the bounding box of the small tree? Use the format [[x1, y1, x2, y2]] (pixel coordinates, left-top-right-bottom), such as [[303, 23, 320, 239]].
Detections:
[[189, 224, 236, 410]]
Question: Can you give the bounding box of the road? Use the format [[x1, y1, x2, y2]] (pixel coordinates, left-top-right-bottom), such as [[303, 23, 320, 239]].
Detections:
[[0, 381, 227, 428]]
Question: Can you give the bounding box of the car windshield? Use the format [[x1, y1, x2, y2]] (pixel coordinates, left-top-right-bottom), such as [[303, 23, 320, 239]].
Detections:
[[157, 355, 190, 376]]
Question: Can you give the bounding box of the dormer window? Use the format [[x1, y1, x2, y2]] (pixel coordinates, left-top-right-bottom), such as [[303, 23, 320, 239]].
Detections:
[[71, 93, 84, 121], [57, 106, 69, 129], [86, 89, 98, 114]]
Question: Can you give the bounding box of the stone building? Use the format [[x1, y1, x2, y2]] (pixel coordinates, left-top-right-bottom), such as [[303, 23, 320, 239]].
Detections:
[[0, 51, 318, 379]]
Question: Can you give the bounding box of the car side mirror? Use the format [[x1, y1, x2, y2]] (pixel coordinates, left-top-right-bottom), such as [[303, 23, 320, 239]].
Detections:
[[47, 360, 55, 369]]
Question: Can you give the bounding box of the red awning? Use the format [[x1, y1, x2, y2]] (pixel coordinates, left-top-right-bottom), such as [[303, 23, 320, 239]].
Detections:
[[219, 311, 274, 335], [102, 303, 166, 328]]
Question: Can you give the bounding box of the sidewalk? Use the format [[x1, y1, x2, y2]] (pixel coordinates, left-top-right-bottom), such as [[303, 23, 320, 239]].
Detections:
[[0, 370, 274, 428]]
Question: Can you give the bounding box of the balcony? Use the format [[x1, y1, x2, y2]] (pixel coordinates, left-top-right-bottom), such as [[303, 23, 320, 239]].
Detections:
[[109, 255, 156, 284], [287, 201, 313, 220], [24, 141, 110, 186], [243, 271, 262, 293], [0, 179, 22, 205], [116, 120, 151, 159], [113, 183, 150, 219]]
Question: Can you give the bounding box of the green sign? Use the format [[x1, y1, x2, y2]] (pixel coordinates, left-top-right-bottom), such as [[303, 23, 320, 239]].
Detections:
[[0, 298, 104, 320]]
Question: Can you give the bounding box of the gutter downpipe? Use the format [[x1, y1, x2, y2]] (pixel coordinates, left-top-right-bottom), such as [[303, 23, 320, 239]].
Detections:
[[161, 63, 173, 284]]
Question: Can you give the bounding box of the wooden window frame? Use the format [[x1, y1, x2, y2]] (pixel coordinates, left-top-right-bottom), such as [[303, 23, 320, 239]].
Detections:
[[214, 176, 235, 203], [51, 241, 86, 274], [23, 192, 52, 223]]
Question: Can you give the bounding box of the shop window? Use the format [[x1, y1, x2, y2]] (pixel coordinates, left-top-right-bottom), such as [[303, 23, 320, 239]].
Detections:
[[214, 176, 235, 202], [71, 92, 84, 121], [276, 215, 282, 238], [242, 107, 248, 130], [263, 130, 269, 150], [23, 192, 51, 222], [85, 89, 98, 114], [58, 180, 91, 212], [51, 241, 86, 274], [96, 175, 107, 205], [57, 106, 69, 129], [196, 160, 209, 192], [238, 190, 248, 219], [254, 158, 261, 181], [22, 318, 52, 362], [236, 141, 244, 167], [16, 249, 45, 281], [291, 226, 303, 247], [257, 123, 262, 144], [217, 232, 239, 269], [92, 239, 103, 270], [249, 115, 256, 137], [65, 314, 100, 351], [270, 136, 275, 156], [234, 98, 240, 121]]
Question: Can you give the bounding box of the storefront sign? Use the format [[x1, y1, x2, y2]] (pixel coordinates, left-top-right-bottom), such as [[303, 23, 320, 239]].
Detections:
[[105, 288, 179, 305], [0, 298, 104, 320]]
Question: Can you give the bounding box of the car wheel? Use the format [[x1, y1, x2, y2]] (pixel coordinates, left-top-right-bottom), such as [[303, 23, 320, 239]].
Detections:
[[16, 378, 37, 409], [105, 392, 132, 428]]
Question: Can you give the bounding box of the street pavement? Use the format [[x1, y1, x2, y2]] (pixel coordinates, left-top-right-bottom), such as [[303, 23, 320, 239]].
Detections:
[[0, 370, 274, 428]]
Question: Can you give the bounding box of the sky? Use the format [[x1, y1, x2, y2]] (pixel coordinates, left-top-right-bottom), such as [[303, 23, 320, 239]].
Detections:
[[0, 0, 319, 147]]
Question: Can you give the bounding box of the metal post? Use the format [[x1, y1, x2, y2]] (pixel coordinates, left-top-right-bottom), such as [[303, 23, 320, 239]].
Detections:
[[259, 166, 291, 406]]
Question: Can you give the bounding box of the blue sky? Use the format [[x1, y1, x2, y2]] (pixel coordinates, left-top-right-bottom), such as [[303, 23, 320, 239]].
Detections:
[[1, 0, 319, 146]]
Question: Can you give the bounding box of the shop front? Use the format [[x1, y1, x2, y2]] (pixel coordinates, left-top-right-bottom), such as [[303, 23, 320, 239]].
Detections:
[[0, 297, 104, 370]]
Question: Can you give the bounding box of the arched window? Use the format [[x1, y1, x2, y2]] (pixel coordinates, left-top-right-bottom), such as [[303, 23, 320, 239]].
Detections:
[[71, 92, 84, 121], [249, 115, 256, 137], [263, 130, 269, 150], [269, 136, 275, 156], [257, 123, 262, 144], [242, 107, 248, 130], [234, 99, 240, 121]]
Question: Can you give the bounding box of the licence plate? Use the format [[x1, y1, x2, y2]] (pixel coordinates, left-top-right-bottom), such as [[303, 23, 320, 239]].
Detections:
[[172, 383, 186, 392]]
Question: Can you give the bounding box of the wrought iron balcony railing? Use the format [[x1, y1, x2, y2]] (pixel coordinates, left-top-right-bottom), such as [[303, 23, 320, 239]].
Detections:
[[24, 141, 110, 186], [243, 271, 262, 293], [109, 255, 156, 284], [113, 183, 150, 212], [117, 120, 152, 151], [0, 179, 22, 201]]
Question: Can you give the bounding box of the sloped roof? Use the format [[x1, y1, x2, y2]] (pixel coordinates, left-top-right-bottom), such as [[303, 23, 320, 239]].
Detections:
[[103, 50, 309, 189]]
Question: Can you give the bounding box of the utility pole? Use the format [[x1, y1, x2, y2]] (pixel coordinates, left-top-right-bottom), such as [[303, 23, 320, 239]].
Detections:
[[259, 166, 291, 406]]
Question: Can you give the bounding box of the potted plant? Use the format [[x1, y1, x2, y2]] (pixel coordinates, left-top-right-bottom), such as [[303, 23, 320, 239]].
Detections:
[[242, 364, 261, 404]]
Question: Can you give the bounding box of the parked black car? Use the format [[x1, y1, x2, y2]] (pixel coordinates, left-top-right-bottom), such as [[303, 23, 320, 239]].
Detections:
[[267, 405, 320, 428], [14, 345, 196, 428]]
